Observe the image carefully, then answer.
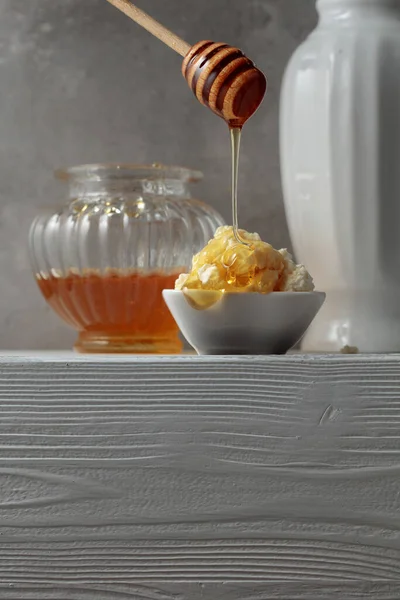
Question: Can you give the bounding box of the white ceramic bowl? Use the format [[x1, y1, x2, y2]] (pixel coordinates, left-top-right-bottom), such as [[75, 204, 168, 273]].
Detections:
[[163, 290, 326, 355]]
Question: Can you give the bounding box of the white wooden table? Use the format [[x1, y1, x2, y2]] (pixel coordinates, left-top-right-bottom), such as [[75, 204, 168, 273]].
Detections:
[[0, 352, 399, 599]]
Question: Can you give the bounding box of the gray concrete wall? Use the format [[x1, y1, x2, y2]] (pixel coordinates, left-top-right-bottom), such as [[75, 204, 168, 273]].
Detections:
[[0, 0, 317, 350]]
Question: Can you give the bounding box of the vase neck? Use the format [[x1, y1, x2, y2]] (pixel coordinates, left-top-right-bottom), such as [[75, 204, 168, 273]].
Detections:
[[317, 0, 400, 24]]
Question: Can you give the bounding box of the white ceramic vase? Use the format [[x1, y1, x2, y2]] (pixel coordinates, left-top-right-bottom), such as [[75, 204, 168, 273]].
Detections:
[[280, 0, 400, 352]]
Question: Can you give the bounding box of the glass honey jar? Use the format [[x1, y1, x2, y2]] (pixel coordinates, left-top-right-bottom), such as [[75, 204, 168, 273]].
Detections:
[[29, 164, 225, 354]]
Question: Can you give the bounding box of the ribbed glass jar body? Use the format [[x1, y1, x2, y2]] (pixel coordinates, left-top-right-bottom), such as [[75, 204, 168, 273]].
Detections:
[[29, 164, 225, 353]]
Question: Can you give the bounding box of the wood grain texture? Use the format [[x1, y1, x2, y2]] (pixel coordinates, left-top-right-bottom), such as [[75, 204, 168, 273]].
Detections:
[[0, 353, 399, 598]]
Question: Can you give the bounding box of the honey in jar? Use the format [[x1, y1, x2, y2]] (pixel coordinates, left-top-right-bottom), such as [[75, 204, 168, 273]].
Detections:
[[37, 270, 182, 353]]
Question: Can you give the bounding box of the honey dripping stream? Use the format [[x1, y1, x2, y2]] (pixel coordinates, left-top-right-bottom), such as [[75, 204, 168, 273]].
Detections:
[[230, 127, 249, 247], [191, 126, 250, 304], [183, 128, 250, 312]]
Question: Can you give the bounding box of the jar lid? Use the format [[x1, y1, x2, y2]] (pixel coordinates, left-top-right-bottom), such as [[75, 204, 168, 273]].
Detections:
[[55, 163, 203, 184]]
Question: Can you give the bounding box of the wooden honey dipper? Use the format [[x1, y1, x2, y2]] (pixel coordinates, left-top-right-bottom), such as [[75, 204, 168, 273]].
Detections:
[[106, 0, 267, 128]]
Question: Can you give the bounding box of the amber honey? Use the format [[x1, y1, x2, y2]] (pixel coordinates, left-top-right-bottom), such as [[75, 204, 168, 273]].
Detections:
[[36, 270, 182, 354]]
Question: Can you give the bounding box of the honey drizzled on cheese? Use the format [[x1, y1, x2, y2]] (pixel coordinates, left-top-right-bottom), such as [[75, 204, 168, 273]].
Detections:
[[175, 227, 315, 310]]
